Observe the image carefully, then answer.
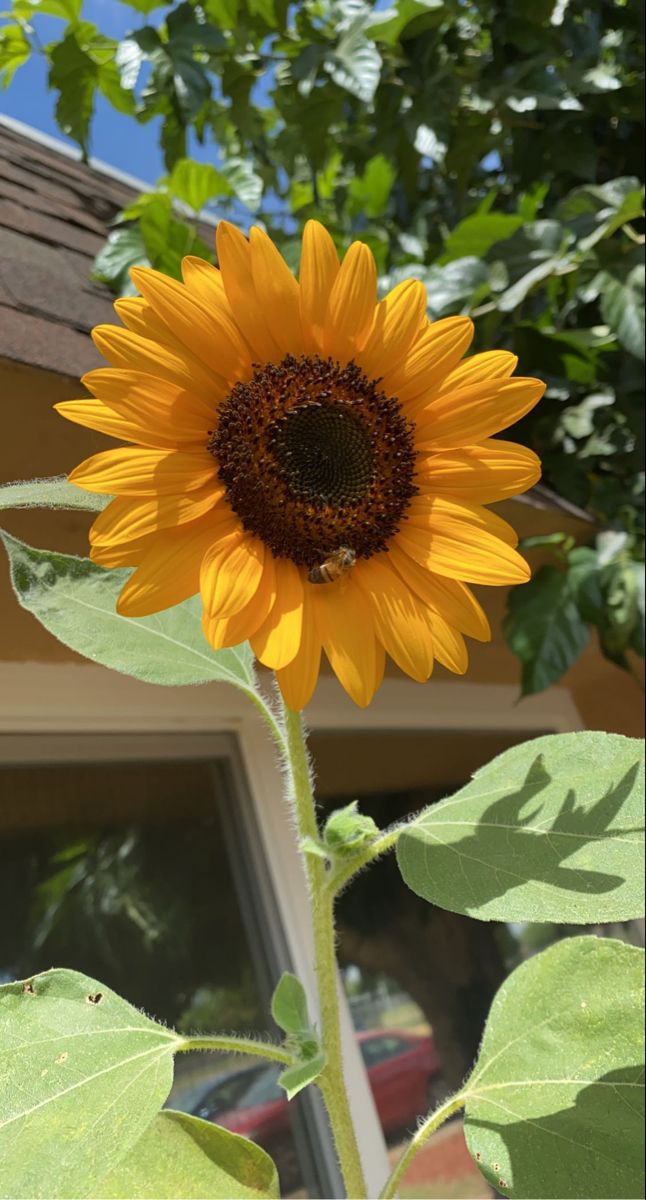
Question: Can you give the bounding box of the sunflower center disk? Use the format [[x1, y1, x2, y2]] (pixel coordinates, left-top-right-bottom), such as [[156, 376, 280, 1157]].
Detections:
[[209, 355, 417, 568]]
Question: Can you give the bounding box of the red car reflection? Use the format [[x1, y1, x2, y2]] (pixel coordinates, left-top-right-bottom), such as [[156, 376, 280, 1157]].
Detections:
[[194, 1029, 442, 1147]]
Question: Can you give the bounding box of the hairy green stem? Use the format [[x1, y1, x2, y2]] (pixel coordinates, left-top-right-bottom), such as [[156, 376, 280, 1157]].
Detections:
[[282, 705, 368, 1200], [379, 1092, 466, 1199], [176, 1034, 291, 1063]]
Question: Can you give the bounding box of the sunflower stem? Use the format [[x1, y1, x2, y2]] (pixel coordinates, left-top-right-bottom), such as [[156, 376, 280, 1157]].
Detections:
[[379, 1091, 466, 1199], [281, 704, 368, 1200]]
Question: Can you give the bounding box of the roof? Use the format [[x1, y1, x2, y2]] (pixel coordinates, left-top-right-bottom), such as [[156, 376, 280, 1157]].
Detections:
[[0, 117, 214, 379]]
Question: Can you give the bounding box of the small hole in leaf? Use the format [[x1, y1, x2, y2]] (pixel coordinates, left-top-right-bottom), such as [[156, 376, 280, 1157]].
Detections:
[[56, 1052, 68, 1065], [499, 1180, 508, 1190], [87, 992, 103, 1005], [22, 981, 35, 994], [475, 1153, 481, 1161]]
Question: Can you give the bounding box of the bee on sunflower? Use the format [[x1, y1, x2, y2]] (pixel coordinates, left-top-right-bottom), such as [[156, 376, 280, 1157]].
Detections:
[[57, 222, 544, 709]]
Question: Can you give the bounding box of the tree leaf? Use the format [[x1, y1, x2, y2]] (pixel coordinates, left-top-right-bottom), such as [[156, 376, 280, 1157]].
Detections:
[[271, 973, 309, 1036], [503, 564, 590, 694], [167, 158, 231, 212], [92, 226, 150, 296], [94, 1110, 279, 1200], [441, 213, 524, 263], [0, 476, 109, 512], [0, 533, 258, 692], [278, 1051, 327, 1101], [220, 157, 263, 210], [463, 937, 645, 1199], [327, 16, 382, 103], [367, 0, 443, 46], [599, 253, 645, 362], [0, 968, 180, 1200], [0, 24, 31, 88], [396, 731, 645, 922]]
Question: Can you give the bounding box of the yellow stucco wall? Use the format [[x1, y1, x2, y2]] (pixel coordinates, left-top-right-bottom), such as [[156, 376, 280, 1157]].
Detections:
[[1, 355, 643, 737]]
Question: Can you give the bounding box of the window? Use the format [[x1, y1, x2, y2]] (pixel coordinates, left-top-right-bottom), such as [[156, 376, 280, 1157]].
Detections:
[[0, 736, 332, 1199]]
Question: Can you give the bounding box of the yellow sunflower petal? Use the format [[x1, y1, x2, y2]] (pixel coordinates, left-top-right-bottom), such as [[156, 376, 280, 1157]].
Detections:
[[407, 495, 519, 547], [251, 559, 304, 669], [431, 349, 518, 396], [114, 297, 180, 348], [382, 317, 474, 411], [69, 447, 217, 496], [323, 241, 377, 362], [427, 612, 469, 675], [249, 226, 305, 356], [90, 535, 156, 567], [357, 279, 428, 380], [312, 577, 380, 707], [88, 487, 224, 547], [417, 439, 541, 503], [130, 266, 250, 382], [116, 518, 222, 617], [181, 257, 227, 308], [355, 555, 434, 683], [275, 586, 321, 711], [216, 221, 281, 362], [58, 377, 213, 451], [387, 543, 491, 641], [92, 324, 221, 396], [200, 533, 265, 619], [395, 517, 530, 586], [415, 376, 545, 450], [299, 219, 340, 353], [203, 555, 277, 650]]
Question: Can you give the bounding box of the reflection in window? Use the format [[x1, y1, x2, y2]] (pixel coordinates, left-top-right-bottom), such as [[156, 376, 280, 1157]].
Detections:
[[0, 753, 313, 1198]]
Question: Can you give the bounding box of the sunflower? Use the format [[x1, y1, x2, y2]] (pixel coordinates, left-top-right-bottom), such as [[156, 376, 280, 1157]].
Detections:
[[57, 222, 544, 709]]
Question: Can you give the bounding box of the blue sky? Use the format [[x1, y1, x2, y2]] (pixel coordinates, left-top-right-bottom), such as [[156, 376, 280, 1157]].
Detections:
[[1, 0, 223, 184]]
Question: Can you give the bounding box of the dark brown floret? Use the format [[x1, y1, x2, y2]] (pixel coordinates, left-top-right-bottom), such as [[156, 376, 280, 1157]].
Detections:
[[208, 354, 417, 567]]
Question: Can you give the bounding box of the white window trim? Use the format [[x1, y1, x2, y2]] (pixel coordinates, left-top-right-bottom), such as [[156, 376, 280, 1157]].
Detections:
[[0, 664, 583, 1197]]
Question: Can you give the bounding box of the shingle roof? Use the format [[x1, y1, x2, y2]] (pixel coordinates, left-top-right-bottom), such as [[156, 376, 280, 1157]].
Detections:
[[0, 117, 213, 379]]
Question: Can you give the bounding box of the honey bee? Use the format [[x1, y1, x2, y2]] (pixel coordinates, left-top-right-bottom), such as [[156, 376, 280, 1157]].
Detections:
[[307, 546, 356, 585]]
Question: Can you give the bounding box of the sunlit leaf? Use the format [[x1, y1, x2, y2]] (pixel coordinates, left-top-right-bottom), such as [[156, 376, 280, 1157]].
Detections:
[[397, 731, 645, 922], [0, 533, 258, 692], [464, 937, 645, 1199], [0, 476, 108, 512]]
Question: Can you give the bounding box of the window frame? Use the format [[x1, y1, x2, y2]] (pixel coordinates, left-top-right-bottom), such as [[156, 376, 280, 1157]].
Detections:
[[0, 663, 583, 1196]]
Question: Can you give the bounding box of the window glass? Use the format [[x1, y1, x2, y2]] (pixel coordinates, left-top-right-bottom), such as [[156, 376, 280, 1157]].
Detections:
[[0, 750, 317, 1199]]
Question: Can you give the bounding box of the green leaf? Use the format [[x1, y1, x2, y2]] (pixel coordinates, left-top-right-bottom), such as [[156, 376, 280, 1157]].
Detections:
[[0, 533, 258, 692], [0, 476, 109, 512], [323, 801, 379, 854], [167, 157, 230, 212], [0, 24, 31, 88], [419, 257, 489, 317], [117, 0, 165, 12], [440, 213, 524, 264], [220, 157, 263, 210], [277, 1051, 327, 1102], [92, 226, 149, 295], [327, 16, 382, 103], [503, 565, 590, 694], [599, 253, 645, 362], [271, 972, 309, 1036], [397, 731, 645, 923], [463, 937, 645, 1199], [94, 1110, 279, 1199], [367, 0, 443, 45], [47, 27, 98, 153], [0, 968, 180, 1200], [348, 153, 395, 219]]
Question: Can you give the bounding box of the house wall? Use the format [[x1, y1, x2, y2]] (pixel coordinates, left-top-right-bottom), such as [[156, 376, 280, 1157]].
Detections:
[[1, 355, 643, 740]]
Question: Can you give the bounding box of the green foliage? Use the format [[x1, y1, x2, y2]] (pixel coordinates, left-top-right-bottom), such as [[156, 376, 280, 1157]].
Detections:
[[397, 731, 645, 922], [0, 968, 179, 1198], [463, 937, 645, 1199], [0, 475, 108, 512], [0, 531, 257, 691], [0, 970, 279, 1200], [94, 1111, 279, 1199], [270, 973, 326, 1099]]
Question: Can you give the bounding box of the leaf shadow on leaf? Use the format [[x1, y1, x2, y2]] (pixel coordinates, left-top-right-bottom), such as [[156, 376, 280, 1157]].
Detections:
[[465, 1065, 645, 1199], [411, 755, 644, 913]]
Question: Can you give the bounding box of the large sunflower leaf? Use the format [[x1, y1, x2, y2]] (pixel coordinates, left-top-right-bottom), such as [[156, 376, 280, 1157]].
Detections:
[[94, 1110, 279, 1199], [0, 476, 109, 512], [0, 969, 180, 1200], [0, 532, 257, 690], [463, 937, 645, 1199], [396, 732, 645, 922]]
